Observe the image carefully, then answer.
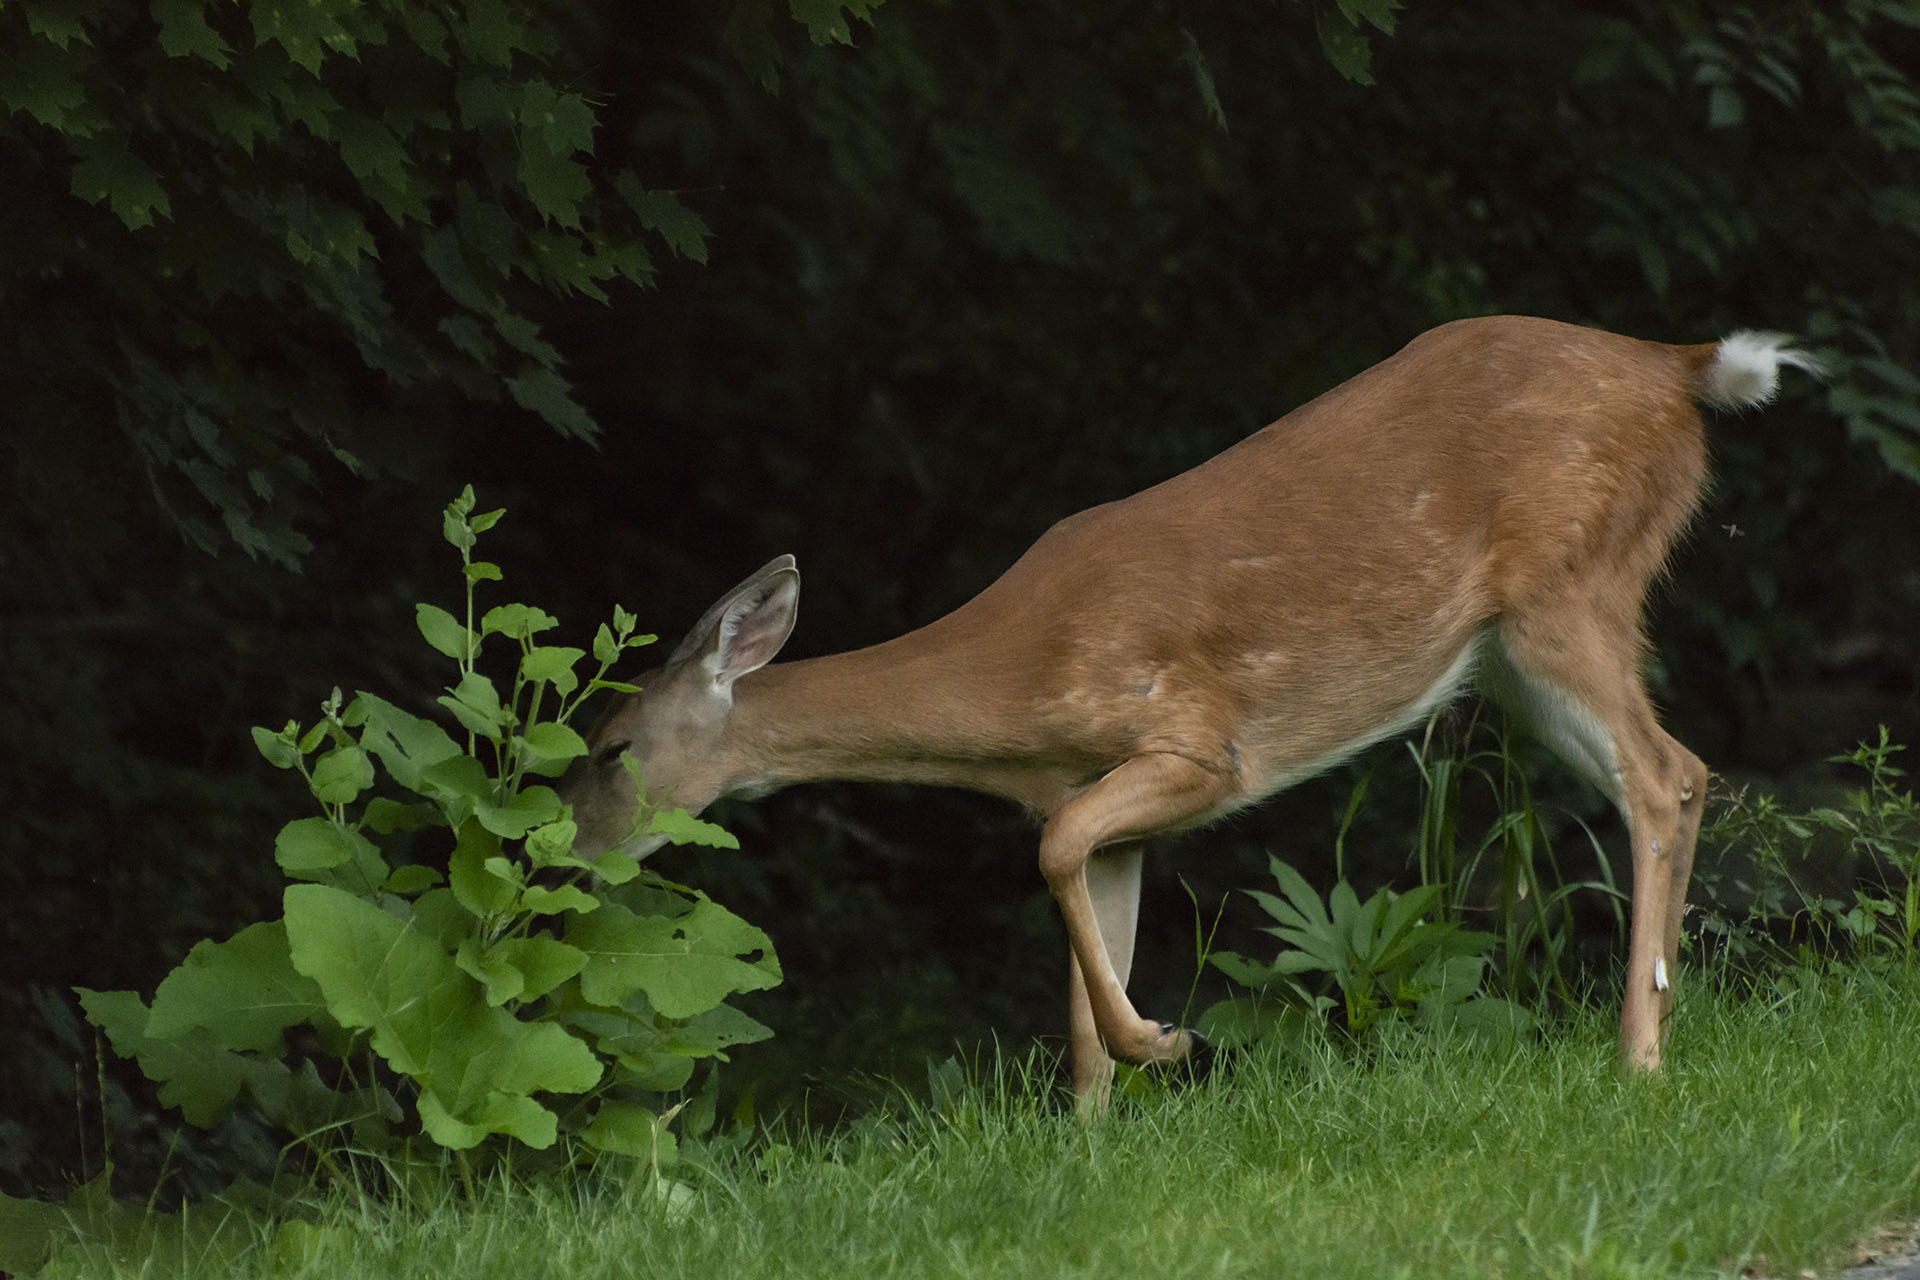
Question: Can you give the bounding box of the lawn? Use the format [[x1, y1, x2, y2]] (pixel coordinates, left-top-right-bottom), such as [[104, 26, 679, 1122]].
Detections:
[[23, 964, 1920, 1279]]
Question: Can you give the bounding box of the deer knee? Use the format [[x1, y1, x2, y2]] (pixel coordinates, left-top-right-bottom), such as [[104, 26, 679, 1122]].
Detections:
[[1038, 827, 1087, 892]]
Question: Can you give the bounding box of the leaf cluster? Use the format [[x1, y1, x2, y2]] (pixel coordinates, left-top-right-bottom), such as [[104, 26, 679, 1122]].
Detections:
[[1202, 856, 1533, 1053], [1695, 728, 1920, 980], [74, 489, 778, 1165], [0, 0, 711, 567]]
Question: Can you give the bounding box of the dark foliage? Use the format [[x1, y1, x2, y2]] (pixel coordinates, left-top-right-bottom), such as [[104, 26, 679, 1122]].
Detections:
[[3, 0, 1916, 1195]]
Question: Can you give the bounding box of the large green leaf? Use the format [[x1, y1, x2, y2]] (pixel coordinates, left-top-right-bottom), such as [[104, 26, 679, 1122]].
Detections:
[[283, 886, 602, 1120], [580, 1099, 670, 1158], [74, 988, 274, 1126], [418, 1086, 559, 1150], [448, 819, 515, 917], [146, 920, 324, 1054], [569, 898, 780, 1018]]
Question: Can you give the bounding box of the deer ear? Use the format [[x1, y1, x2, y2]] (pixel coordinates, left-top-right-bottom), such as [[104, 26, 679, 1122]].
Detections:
[[671, 555, 800, 688]]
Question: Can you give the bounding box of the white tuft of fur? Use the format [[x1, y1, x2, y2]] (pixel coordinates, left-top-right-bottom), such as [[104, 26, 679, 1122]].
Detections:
[[1698, 330, 1825, 411]]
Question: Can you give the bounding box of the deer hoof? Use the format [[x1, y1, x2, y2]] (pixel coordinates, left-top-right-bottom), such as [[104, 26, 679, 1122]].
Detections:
[[1149, 1023, 1216, 1083]]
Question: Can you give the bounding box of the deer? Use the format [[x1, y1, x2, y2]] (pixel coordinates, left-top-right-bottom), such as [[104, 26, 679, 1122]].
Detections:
[[563, 314, 1820, 1109]]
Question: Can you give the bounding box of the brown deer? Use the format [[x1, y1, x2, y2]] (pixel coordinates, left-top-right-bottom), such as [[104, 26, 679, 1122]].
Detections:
[[564, 315, 1819, 1107]]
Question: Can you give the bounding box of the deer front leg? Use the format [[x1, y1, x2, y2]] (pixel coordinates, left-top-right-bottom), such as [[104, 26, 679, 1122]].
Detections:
[[1041, 752, 1236, 1079], [1067, 841, 1144, 1112]]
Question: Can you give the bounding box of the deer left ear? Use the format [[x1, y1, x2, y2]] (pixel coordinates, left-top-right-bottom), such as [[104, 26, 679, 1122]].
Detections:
[[672, 555, 800, 689]]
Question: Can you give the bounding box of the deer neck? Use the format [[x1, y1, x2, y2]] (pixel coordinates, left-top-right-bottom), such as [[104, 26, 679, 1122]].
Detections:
[[724, 625, 1077, 810]]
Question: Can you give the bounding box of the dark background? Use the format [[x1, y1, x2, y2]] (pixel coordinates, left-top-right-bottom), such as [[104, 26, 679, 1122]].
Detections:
[[4, 0, 1917, 1195]]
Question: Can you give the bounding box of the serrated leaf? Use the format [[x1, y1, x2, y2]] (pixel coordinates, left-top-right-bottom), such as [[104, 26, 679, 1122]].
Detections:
[[666, 1001, 775, 1056], [1315, 9, 1375, 86], [455, 72, 514, 127], [284, 885, 603, 1116], [336, 114, 410, 193], [147, 921, 324, 1054], [2, 40, 90, 130], [788, 0, 882, 46], [569, 898, 780, 1018], [616, 175, 710, 264], [70, 133, 171, 230], [1210, 949, 1279, 988], [648, 807, 740, 850], [518, 80, 597, 155], [1337, 0, 1400, 35], [249, 0, 355, 75], [507, 364, 597, 440], [154, 0, 231, 67], [517, 137, 589, 229], [452, 0, 524, 67], [520, 883, 599, 916], [76, 988, 254, 1127]]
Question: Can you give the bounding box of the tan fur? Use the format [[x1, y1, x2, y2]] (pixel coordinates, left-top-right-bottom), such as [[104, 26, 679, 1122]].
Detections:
[[567, 315, 1808, 1108]]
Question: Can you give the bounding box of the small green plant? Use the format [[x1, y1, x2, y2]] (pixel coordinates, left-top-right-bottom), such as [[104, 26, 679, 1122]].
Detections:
[[1695, 728, 1920, 981], [1403, 712, 1625, 1009], [75, 488, 781, 1176], [1201, 855, 1533, 1052]]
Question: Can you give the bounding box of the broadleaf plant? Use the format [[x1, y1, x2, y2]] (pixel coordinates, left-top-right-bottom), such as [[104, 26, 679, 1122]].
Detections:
[[1201, 855, 1533, 1052], [78, 487, 779, 1166]]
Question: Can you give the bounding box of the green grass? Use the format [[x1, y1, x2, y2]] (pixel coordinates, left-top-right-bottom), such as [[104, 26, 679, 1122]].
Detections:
[[30, 965, 1920, 1279]]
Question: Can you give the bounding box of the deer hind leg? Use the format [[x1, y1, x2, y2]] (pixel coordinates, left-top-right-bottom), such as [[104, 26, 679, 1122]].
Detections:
[[1490, 612, 1709, 1069], [1067, 841, 1143, 1113], [1041, 752, 1237, 1094]]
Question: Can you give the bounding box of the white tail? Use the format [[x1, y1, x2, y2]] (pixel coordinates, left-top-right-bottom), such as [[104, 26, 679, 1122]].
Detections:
[[565, 315, 1817, 1106]]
